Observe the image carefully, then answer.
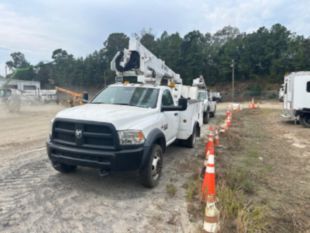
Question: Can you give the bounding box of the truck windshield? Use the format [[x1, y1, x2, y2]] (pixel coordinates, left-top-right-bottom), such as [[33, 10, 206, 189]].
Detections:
[[197, 92, 207, 101], [92, 86, 159, 108]]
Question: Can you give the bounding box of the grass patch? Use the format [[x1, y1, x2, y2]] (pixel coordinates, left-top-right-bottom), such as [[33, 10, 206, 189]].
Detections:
[[217, 182, 268, 233], [185, 174, 199, 201], [216, 110, 270, 232], [166, 183, 177, 197], [224, 168, 255, 195]]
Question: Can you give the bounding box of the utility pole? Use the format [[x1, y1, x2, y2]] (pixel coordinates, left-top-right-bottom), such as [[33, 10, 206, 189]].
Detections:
[[5, 64, 7, 78], [231, 59, 235, 102]]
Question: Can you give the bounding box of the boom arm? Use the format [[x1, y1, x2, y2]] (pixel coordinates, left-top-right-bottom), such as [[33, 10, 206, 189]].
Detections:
[[55, 87, 82, 97], [111, 38, 182, 85], [192, 75, 207, 89]]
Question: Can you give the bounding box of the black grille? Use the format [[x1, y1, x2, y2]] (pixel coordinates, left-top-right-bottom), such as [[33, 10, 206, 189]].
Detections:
[[52, 119, 117, 150]]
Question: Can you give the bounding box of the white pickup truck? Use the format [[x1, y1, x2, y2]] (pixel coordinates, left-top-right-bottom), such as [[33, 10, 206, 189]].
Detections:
[[47, 39, 203, 188]]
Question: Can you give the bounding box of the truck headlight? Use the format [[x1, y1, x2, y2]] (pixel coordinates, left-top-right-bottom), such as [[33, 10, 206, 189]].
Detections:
[[118, 130, 145, 145], [49, 118, 55, 139]]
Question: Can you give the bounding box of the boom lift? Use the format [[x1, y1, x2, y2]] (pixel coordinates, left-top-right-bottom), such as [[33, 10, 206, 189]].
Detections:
[[111, 39, 182, 86]]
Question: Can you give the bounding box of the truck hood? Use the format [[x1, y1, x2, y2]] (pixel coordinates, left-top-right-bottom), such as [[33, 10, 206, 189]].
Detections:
[[55, 104, 158, 130]]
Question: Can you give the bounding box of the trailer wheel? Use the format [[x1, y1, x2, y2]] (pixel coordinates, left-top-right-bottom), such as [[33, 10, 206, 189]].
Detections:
[[300, 115, 310, 128], [139, 145, 163, 188], [203, 111, 210, 124], [52, 162, 77, 173]]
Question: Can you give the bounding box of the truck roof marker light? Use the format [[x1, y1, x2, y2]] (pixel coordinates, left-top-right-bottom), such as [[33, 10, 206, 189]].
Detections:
[[168, 81, 176, 88]]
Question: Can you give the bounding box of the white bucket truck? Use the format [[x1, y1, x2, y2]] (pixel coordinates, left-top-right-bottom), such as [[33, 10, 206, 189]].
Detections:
[[47, 39, 203, 187], [192, 76, 216, 123], [282, 71, 310, 127]]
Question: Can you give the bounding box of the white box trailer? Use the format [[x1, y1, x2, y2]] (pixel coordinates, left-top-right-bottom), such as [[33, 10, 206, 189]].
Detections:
[[282, 72, 310, 127]]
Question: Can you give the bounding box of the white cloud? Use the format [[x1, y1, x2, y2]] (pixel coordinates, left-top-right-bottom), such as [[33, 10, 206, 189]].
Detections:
[[0, 0, 309, 76], [0, 3, 93, 75]]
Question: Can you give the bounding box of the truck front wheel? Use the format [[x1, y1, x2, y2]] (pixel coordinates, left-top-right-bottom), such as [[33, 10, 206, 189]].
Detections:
[[301, 115, 310, 128], [52, 162, 77, 173], [139, 145, 163, 188]]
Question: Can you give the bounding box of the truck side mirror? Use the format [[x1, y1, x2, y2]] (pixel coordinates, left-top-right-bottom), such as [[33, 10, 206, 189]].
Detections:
[[82, 92, 89, 103], [178, 98, 188, 111]]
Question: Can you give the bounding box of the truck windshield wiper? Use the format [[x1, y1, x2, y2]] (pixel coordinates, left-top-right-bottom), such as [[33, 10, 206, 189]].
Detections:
[[115, 103, 132, 106]]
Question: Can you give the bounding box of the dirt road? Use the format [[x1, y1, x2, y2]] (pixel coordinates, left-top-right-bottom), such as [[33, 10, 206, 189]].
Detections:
[[0, 104, 216, 233]]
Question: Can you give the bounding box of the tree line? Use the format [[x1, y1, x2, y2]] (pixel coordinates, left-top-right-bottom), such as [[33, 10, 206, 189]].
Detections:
[[5, 24, 310, 89]]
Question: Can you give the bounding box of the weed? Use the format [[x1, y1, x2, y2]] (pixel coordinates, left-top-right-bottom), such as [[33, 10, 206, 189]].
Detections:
[[166, 183, 177, 197], [217, 183, 242, 218], [236, 205, 268, 233], [225, 168, 255, 194], [186, 176, 199, 201]]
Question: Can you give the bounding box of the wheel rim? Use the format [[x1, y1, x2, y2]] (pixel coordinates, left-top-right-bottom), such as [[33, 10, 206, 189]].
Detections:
[[151, 150, 162, 181]]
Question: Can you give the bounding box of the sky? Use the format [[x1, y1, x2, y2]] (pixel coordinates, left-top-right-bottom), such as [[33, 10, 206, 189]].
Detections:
[[0, 0, 309, 76]]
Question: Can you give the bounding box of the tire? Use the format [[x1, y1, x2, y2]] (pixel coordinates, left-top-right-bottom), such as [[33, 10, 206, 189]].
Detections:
[[300, 115, 310, 128], [184, 126, 197, 148], [139, 145, 163, 188], [52, 162, 77, 173], [210, 107, 216, 118], [203, 111, 210, 124]]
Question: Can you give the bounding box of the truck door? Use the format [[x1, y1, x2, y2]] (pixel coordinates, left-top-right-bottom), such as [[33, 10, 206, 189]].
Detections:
[[161, 89, 179, 144]]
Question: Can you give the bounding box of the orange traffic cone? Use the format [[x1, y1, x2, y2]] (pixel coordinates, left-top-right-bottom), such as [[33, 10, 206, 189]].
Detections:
[[201, 153, 220, 232], [205, 128, 215, 157], [226, 110, 232, 118], [201, 152, 216, 200], [214, 128, 220, 147], [249, 98, 257, 109], [203, 195, 220, 232]]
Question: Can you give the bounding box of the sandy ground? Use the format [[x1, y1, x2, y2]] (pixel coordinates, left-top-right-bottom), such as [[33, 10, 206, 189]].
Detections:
[[262, 109, 310, 232], [218, 103, 310, 232], [0, 103, 224, 233]]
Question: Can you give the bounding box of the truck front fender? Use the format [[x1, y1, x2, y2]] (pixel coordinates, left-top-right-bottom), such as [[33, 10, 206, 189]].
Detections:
[[140, 129, 166, 170]]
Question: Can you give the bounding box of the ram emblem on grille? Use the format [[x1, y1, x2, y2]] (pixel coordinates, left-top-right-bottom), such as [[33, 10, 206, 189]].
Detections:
[[75, 129, 83, 139]]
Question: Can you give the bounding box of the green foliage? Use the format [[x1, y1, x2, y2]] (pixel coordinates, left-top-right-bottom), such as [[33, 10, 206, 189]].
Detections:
[[247, 83, 263, 97], [6, 24, 310, 89]]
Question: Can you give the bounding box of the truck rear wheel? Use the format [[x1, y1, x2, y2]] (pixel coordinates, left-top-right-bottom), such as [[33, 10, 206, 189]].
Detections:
[[210, 107, 216, 118], [183, 126, 197, 148], [52, 162, 77, 173], [203, 111, 210, 124], [301, 115, 310, 128], [139, 145, 163, 188]]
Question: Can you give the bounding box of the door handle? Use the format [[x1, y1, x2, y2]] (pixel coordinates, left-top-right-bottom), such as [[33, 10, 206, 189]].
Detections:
[[174, 113, 178, 116]]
